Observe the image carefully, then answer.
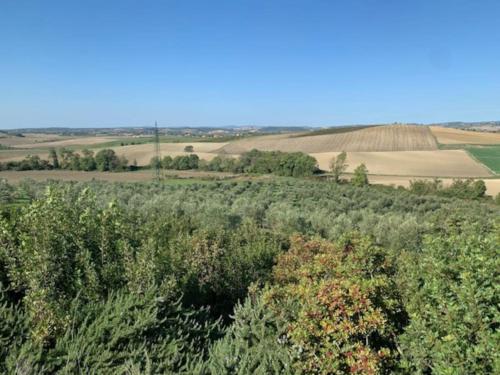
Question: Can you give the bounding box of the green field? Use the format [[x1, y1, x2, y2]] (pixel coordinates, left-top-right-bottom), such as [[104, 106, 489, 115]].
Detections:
[[468, 145, 500, 174]]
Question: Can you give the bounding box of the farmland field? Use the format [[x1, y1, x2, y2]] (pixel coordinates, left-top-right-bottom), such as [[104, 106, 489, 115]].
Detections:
[[0, 133, 72, 147], [0, 134, 121, 148], [467, 145, 500, 174], [216, 125, 438, 153], [311, 150, 492, 177], [0, 126, 498, 193], [109, 142, 229, 165], [430, 126, 500, 145]]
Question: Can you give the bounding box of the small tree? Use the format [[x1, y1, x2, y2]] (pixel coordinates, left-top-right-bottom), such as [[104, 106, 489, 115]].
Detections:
[[149, 157, 161, 170], [49, 148, 59, 169], [184, 145, 194, 153], [161, 156, 173, 169], [329, 151, 347, 183], [472, 179, 486, 199], [80, 149, 96, 171], [95, 149, 121, 171], [352, 163, 369, 187]]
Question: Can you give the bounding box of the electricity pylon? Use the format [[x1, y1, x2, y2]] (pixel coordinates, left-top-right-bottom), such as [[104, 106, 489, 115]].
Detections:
[[154, 121, 161, 180]]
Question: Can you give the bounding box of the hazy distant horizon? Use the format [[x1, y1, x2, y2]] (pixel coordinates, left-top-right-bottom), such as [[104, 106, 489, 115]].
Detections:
[[3, 120, 500, 132], [2, 1, 500, 128]]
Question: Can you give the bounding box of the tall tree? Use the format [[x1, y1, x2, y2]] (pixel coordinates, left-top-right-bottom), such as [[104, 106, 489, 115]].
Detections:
[[329, 151, 348, 183]]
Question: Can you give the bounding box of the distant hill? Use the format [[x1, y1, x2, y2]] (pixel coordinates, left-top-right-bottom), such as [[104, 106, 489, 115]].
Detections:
[[432, 121, 500, 132]]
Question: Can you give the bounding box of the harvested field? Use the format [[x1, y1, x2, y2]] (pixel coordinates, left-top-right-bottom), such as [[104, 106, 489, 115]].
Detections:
[[430, 126, 500, 145], [216, 125, 438, 154], [0, 142, 231, 166], [14, 136, 122, 149], [109, 142, 229, 165], [0, 149, 48, 162], [0, 133, 71, 147], [312, 150, 492, 177]]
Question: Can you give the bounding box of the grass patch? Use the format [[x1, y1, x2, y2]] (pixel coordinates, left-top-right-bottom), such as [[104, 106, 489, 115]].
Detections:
[[467, 146, 500, 174]]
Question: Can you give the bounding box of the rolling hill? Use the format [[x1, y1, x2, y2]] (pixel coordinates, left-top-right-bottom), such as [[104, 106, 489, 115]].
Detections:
[[214, 125, 438, 154]]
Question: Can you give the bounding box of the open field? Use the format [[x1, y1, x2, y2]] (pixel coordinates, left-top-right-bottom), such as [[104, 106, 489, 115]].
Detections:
[[0, 149, 48, 162], [0, 126, 495, 182], [109, 142, 229, 165], [9, 136, 122, 149], [0, 142, 232, 165], [216, 125, 438, 154], [0, 133, 72, 147], [312, 150, 492, 177], [430, 126, 500, 145], [467, 145, 500, 174]]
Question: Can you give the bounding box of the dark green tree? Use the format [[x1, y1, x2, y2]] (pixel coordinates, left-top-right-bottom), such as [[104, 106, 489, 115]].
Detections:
[[48, 148, 59, 169], [95, 149, 122, 171], [80, 149, 97, 171]]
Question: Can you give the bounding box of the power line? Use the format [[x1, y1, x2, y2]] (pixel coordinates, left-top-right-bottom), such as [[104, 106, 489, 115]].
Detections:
[[154, 121, 161, 180]]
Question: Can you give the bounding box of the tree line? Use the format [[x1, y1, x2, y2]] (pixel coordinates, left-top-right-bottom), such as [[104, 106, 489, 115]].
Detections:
[[151, 149, 319, 177], [0, 148, 131, 172]]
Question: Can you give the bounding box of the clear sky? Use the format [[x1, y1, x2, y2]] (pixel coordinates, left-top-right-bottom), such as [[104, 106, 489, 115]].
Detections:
[[1, 0, 500, 128]]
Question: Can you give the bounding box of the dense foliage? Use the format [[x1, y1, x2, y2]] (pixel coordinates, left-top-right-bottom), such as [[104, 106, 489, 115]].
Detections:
[[409, 178, 487, 199], [0, 178, 498, 373], [264, 235, 405, 374], [152, 149, 319, 177], [0, 148, 130, 172]]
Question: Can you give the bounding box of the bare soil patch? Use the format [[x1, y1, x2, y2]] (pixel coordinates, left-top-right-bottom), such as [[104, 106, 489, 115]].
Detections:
[[430, 126, 500, 145], [312, 150, 492, 177], [15, 136, 121, 149], [216, 125, 438, 154], [0, 133, 71, 147]]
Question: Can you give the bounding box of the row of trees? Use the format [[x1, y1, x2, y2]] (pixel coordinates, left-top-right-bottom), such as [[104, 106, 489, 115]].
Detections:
[[151, 149, 319, 177], [150, 154, 200, 171], [0, 148, 130, 172], [409, 177, 487, 199]]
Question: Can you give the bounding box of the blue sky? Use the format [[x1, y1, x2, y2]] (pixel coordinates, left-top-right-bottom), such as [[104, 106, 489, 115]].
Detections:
[[1, 0, 500, 128]]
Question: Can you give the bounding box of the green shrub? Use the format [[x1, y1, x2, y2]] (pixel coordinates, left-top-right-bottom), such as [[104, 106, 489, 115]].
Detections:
[[264, 235, 405, 374], [351, 163, 369, 187], [398, 229, 500, 374], [207, 292, 294, 374]]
